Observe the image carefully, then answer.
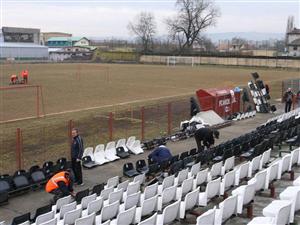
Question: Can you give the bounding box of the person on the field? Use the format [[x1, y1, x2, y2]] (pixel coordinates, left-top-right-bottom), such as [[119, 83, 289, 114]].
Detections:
[[148, 145, 172, 164], [194, 127, 220, 150], [21, 69, 29, 84], [283, 88, 294, 113], [71, 128, 84, 185], [45, 170, 75, 202], [10, 74, 18, 84]]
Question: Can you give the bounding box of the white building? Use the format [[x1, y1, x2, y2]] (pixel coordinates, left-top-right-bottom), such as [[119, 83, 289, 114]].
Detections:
[[286, 28, 300, 57]]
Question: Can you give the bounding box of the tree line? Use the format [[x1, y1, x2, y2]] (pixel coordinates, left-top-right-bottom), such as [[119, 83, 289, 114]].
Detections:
[[127, 0, 220, 54]]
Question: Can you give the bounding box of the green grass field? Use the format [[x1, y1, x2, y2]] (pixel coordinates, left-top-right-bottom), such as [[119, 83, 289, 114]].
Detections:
[[0, 63, 299, 173], [1, 63, 298, 121]]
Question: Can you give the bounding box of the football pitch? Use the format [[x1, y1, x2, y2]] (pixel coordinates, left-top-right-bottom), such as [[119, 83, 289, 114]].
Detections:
[[1, 63, 299, 122]]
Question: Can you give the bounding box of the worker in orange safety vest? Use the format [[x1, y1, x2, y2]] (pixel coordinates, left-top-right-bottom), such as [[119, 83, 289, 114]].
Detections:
[[10, 74, 18, 84], [45, 170, 75, 202], [21, 70, 29, 84]]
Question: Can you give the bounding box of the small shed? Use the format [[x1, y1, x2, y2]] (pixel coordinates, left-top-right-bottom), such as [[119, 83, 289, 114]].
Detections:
[[196, 88, 241, 118]]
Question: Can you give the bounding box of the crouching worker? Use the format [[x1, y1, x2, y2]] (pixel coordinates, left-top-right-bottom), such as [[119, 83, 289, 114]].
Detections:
[[194, 127, 220, 150], [148, 145, 172, 164], [45, 170, 75, 203], [10, 74, 18, 85]]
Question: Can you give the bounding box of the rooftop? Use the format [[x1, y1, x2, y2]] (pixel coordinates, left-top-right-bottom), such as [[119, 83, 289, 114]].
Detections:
[[0, 42, 48, 48], [47, 37, 87, 42]]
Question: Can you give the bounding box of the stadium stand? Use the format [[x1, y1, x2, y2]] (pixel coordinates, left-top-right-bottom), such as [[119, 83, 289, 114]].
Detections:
[[1, 107, 300, 225]]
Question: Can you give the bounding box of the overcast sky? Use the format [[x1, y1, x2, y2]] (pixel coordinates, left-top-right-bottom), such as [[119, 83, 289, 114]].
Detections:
[[1, 0, 299, 37]]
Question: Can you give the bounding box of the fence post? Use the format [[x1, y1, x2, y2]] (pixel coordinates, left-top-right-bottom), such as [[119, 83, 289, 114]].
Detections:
[[109, 112, 114, 141], [68, 120, 73, 148], [16, 128, 23, 170], [36, 86, 40, 118], [68, 120, 73, 145], [167, 103, 172, 135], [141, 107, 145, 141]]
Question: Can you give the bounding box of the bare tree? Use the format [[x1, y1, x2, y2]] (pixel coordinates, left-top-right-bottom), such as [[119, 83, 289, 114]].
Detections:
[[128, 12, 157, 53], [166, 0, 220, 53]]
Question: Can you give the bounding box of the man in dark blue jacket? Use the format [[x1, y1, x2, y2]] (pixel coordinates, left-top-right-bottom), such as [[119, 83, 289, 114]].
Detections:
[[71, 128, 84, 185], [148, 145, 172, 164]]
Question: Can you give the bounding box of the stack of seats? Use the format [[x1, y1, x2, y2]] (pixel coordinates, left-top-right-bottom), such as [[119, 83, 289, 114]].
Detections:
[[82, 136, 144, 169]]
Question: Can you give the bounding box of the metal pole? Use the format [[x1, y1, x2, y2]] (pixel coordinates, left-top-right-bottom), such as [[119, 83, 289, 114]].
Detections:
[[109, 112, 113, 141], [16, 128, 22, 170], [167, 103, 172, 135], [141, 107, 145, 141], [36, 86, 40, 118]]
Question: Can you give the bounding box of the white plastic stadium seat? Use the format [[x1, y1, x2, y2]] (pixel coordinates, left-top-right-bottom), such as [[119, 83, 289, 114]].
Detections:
[[57, 201, 76, 220], [214, 195, 238, 225], [137, 212, 157, 225], [105, 176, 119, 189], [83, 147, 94, 161], [52, 195, 73, 213], [157, 185, 177, 211], [135, 195, 158, 223], [59, 208, 82, 225], [259, 149, 271, 170], [176, 177, 193, 200], [198, 177, 221, 206], [174, 168, 189, 186], [156, 200, 180, 225], [207, 161, 222, 181], [248, 155, 261, 177], [104, 141, 120, 161], [120, 192, 141, 212], [278, 154, 291, 179], [95, 201, 119, 224], [279, 186, 300, 223], [82, 197, 103, 217], [116, 180, 129, 192], [116, 138, 129, 152], [75, 212, 95, 225], [265, 161, 279, 190], [123, 181, 140, 201], [235, 161, 250, 186], [104, 188, 123, 206], [94, 144, 109, 165], [220, 169, 236, 196], [100, 186, 114, 201], [196, 207, 216, 225], [289, 148, 300, 170], [35, 211, 55, 225], [179, 187, 199, 219], [262, 200, 292, 225], [140, 182, 158, 202], [158, 175, 175, 195], [294, 176, 300, 186], [221, 156, 235, 175], [232, 182, 256, 214], [188, 162, 201, 178], [128, 140, 144, 155], [126, 136, 136, 150], [110, 206, 136, 225], [193, 168, 208, 190], [248, 169, 267, 192], [77, 194, 97, 211], [132, 173, 145, 186]]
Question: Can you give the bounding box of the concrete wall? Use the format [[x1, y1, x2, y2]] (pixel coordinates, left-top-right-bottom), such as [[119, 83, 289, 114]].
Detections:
[[140, 55, 300, 69], [0, 46, 48, 59]]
